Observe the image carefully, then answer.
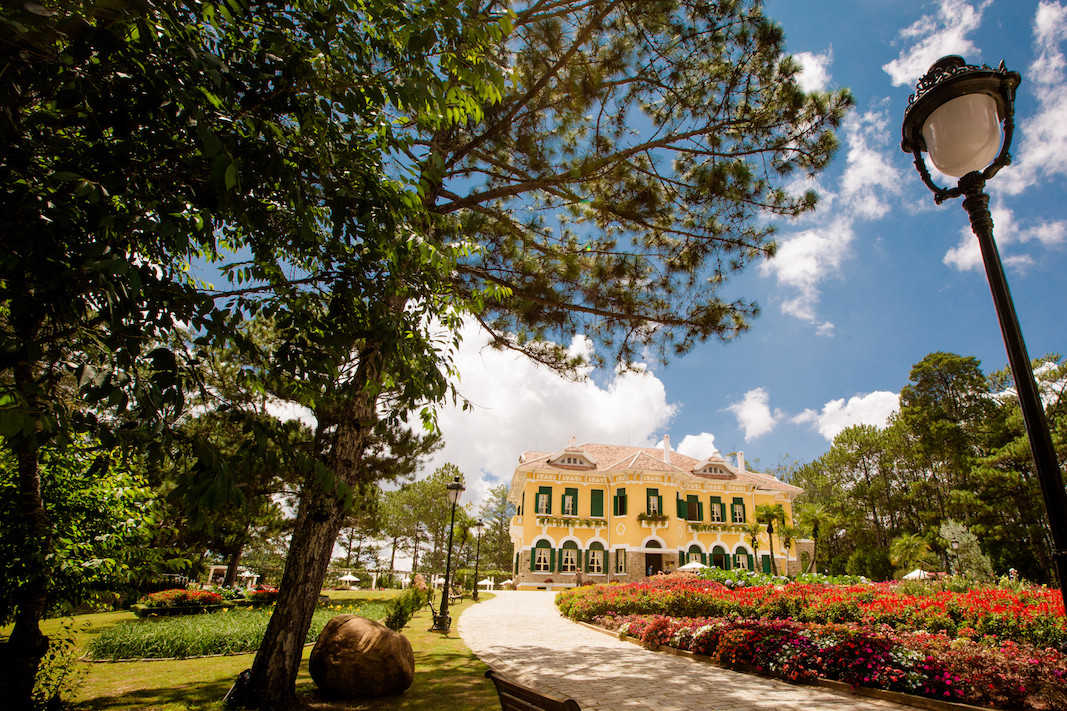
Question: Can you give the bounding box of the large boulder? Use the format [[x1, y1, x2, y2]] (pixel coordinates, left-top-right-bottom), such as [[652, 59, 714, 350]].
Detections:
[[309, 615, 415, 698]]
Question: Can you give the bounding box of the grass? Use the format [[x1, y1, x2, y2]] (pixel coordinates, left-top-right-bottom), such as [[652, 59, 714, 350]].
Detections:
[[9, 590, 500, 711], [87, 601, 392, 660]]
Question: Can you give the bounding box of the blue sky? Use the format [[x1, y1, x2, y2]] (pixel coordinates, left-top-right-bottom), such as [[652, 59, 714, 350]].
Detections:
[[416, 0, 1067, 505]]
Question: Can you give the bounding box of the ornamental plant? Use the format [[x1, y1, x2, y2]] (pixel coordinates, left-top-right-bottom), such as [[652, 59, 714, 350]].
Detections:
[[246, 587, 279, 604], [595, 613, 1065, 709], [556, 577, 1067, 649], [139, 588, 225, 608]]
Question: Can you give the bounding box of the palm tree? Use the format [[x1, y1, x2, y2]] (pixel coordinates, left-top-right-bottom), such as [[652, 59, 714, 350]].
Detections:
[[778, 523, 798, 575], [743, 521, 762, 569], [796, 502, 832, 574], [755, 504, 785, 575], [890, 532, 931, 574]]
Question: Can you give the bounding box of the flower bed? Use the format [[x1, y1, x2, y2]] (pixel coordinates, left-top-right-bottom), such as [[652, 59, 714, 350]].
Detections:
[[557, 577, 1067, 711], [595, 613, 1066, 710], [557, 576, 1067, 649], [132, 588, 229, 617]]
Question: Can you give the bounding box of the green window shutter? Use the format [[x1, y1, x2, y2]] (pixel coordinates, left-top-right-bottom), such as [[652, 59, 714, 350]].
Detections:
[[658, 494, 663, 514], [676, 496, 686, 517], [748, 553, 754, 571], [679, 549, 687, 564], [591, 489, 604, 517], [698, 501, 704, 521], [732, 497, 746, 523], [701, 552, 708, 566], [619, 489, 627, 515], [530, 547, 537, 571], [537, 486, 553, 515], [762, 555, 771, 574], [562, 487, 578, 516], [515, 553, 519, 574], [550, 548, 557, 572]]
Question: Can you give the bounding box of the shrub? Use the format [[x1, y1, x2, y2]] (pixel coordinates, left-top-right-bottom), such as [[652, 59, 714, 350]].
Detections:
[[246, 587, 279, 604], [384, 587, 428, 631]]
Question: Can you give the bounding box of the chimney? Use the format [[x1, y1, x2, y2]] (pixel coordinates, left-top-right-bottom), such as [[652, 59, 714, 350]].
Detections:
[[736, 451, 745, 473], [662, 434, 671, 463]]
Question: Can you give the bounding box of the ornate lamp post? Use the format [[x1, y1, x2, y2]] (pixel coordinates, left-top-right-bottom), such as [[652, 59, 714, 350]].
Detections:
[[431, 476, 465, 632], [901, 56, 1067, 608], [472, 520, 485, 601]]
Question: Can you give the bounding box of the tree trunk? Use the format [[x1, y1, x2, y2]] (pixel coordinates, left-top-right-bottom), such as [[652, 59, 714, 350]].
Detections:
[[246, 481, 345, 707], [0, 361, 52, 711], [224, 543, 245, 587], [245, 354, 380, 707]]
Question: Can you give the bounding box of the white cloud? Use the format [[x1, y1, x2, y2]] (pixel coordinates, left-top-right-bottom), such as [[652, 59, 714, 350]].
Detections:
[[760, 218, 854, 322], [882, 0, 991, 87], [795, 49, 833, 92], [942, 204, 1067, 271], [999, 1, 1067, 195], [793, 391, 901, 441], [839, 107, 905, 218], [761, 106, 902, 326], [417, 322, 677, 505], [675, 432, 720, 459], [726, 388, 782, 441]]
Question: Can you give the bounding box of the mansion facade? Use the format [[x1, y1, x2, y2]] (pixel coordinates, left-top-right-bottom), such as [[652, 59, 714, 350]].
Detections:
[[508, 437, 810, 589]]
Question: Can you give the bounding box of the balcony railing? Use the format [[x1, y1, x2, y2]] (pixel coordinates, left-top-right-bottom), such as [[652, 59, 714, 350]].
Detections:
[[535, 516, 607, 529]]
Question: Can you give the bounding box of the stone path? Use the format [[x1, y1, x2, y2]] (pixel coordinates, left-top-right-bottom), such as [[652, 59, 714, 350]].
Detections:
[[458, 590, 918, 711]]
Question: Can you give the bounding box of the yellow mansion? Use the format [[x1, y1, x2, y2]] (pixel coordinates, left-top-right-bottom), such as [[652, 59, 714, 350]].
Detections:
[[508, 437, 807, 589]]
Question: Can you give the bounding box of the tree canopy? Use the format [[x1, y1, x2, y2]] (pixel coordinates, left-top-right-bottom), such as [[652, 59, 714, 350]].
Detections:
[[792, 351, 1067, 584], [417, 0, 852, 366], [1, 1, 852, 706]]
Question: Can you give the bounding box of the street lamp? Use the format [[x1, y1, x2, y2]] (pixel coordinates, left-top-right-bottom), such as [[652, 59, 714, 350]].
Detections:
[[901, 55, 1067, 608], [951, 539, 962, 577], [431, 475, 465, 632], [472, 520, 485, 601]]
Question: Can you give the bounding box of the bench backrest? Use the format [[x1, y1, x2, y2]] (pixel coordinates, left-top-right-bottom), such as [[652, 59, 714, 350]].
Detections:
[[485, 669, 581, 711]]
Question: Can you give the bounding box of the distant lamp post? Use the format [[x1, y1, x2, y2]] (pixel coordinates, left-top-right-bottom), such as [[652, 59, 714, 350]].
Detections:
[[472, 520, 485, 601], [431, 476, 465, 632], [901, 55, 1067, 608], [951, 539, 962, 577]]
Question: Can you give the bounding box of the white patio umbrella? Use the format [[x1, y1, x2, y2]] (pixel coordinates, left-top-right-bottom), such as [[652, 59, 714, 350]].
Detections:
[[676, 560, 709, 572], [903, 568, 930, 580], [339, 574, 360, 582], [478, 577, 495, 590]]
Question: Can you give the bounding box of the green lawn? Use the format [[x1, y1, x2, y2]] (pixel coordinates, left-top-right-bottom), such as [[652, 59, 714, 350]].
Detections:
[[7, 591, 499, 711]]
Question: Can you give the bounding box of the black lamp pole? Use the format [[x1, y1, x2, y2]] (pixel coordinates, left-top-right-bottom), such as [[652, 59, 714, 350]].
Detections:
[[432, 476, 464, 632], [472, 520, 485, 602], [902, 56, 1067, 609]]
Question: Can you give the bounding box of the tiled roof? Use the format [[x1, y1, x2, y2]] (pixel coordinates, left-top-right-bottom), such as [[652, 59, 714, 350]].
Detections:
[[517, 442, 802, 494]]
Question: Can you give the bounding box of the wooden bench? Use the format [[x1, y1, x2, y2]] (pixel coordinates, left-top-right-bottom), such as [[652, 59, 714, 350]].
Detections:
[[485, 669, 581, 711]]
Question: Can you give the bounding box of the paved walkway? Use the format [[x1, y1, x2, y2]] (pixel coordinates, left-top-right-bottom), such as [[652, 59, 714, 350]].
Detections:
[[458, 591, 918, 711]]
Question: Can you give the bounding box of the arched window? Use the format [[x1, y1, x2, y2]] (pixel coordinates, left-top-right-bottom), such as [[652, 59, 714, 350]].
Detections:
[[688, 544, 705, 566], [711, 545, 729, 569], [587, 542, 605, 574], [532, 540, 553, 572], [561, 541, 579, 573]]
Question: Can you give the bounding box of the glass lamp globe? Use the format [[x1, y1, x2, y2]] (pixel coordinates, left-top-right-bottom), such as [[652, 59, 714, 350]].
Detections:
[[446, 476, 464, 504], [921, 92, 1002, 177]]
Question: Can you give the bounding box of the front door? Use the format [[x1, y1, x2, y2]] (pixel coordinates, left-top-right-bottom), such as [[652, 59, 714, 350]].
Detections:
[[645, 553, 663, 576]]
